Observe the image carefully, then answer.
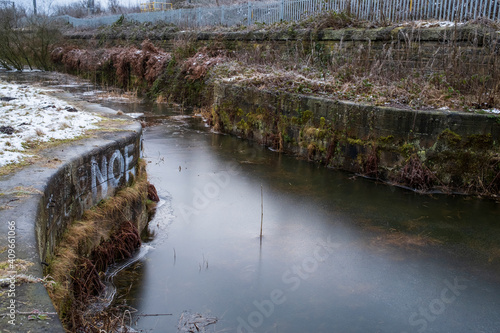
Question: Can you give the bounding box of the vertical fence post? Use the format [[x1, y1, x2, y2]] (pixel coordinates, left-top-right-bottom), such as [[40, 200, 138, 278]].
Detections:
[[247, 1, 252, 25], [280, 0, 284, 21], [458, 0, 463, 21], [447, 0, 453, 22]]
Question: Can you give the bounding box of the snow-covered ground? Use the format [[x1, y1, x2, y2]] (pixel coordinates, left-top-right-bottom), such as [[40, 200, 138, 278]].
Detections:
[[485, 108, 500, 114], [397, 20, 465, 28], [0, 80, 101, 168]]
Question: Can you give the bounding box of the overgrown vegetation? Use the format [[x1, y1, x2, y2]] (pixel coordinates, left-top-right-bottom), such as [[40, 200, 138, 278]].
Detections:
[[211, 22, 500, 112], [0, 7, 63, 71], [51, 37, 225, 106], [51, 40, 171, 91], [58, 11, 500, 112], [45, 160, 158, 332]]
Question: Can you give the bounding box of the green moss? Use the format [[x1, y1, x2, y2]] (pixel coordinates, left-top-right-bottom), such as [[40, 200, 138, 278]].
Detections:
[[300, 110, 314, 125], [400, 142, 416, 157], [237, 119, 250, 132], [319, 117, 326, 129], [279, 115, 289, 126], [378, 135, 395, 144], [438, 129, 462, 147], [318, 145, 327, 154], [219, 110, 231, 129], [347, 138, 364, 145], [246, 113, 258, 127], [146, 58, 210, 107]]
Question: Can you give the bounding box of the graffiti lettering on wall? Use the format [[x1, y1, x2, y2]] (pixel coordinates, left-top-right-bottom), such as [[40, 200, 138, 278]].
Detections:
[[91, 143, 136, 200], [42, 138, 141, 260]]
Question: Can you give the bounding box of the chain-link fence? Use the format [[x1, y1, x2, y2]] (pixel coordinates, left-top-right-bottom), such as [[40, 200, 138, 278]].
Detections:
[[54, 0, 500, 28]]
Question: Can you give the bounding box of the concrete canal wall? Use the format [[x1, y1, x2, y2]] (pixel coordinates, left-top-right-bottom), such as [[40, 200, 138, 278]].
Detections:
[[211, 83, 500, 195], [0, 93, 144, 332]]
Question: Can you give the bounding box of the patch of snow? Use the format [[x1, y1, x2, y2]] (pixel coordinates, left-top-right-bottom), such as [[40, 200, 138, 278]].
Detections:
[[169, 115, 192, 120], [0, 80, 101, 168], [483, 108, 500, 114], [126, 113, 144, 119], [82, 90, 105, 96], [221, 70, 329, 87], [438, 106, 450, 110], [400, 20, 464, 28]]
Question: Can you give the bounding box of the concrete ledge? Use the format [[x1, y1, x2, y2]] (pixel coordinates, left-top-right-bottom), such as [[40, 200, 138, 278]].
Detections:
[[65, 24, 499, 45], [215, 83, 500, 142], [0, 93, 143, 331]]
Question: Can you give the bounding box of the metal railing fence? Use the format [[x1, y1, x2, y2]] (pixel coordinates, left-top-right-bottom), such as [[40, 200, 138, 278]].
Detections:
[[54, 0, 500, 28]]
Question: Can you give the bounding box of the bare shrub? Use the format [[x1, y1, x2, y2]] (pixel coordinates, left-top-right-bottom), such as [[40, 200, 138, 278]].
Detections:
[[0, 7, 63, 71], [398, 155, 435, 191], [52, 0, 103, 18]]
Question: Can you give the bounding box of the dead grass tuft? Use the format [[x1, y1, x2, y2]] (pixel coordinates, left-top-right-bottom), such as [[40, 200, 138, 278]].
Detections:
[[91, 220, 141, 272]]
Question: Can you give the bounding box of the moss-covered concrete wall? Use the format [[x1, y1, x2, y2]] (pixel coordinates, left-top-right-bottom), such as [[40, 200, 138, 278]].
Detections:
[[211, 83, 500, 195]]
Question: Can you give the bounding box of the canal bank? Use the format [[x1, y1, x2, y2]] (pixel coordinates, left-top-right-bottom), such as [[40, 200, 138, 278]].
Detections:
[[0, 88, 147, 332], [51, 21, 500, 197], [209, 83, 500, 196]]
